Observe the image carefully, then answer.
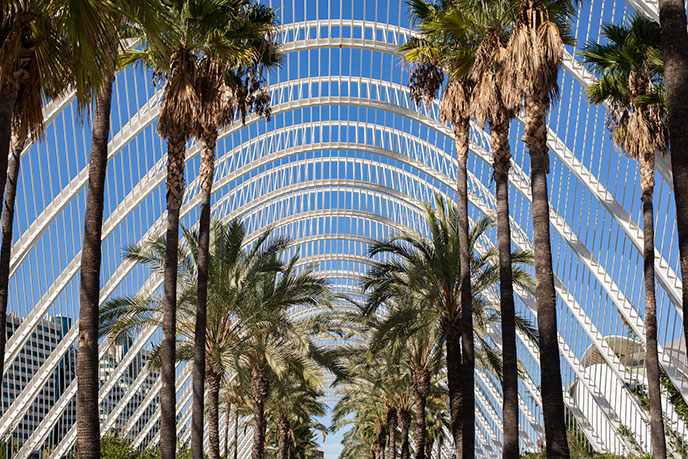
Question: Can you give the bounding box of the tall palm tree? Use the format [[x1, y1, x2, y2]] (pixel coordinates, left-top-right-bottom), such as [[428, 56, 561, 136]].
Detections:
[[0, 1, 113, 217], [1, 3, 167, 458], [401, 4, 475, 455], [458, 0, 525, 454], [191, 6, 279, 456], [581, 16, 667, 457], [365, 213, 535, 459], [332, 357, 410, 459], [657, 0, 688, 355], [501, 0, 577, 455], [121, 2, 272, 455]]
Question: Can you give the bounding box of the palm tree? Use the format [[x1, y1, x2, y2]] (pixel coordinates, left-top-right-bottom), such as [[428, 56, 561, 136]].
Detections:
[[0, 1, 113, 218], [462, 1, 526, 454], [265, 374, 326, 459], [288, 420, 327, 459], [501, 0, 577, 455], [191, 7, 279, 457], [120, 2, 275, 455], [424, 398, 450, 459], [0, 7, 103, 450], [1, 3, 168, 457], [364, 197, 533, 457], [100, 220, 289, 459], [332, 360, 409, 459], [223, 253, 341, 459], [401, 4, 475, 455], [220, 376, 251, 459], [657, 0, 688, 356], [364, 294, 443, 459], [365, 212, 535, 459], [581, 16, 667, 457]]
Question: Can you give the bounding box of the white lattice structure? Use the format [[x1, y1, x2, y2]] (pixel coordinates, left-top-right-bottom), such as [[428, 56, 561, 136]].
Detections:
[[1, 0, 687, 457]]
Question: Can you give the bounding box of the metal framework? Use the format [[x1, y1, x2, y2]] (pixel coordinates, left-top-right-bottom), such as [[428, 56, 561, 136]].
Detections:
[[1, 0, 687, 457]]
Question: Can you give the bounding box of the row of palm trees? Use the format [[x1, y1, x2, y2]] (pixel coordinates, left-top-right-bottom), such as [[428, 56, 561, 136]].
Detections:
[[101, 220, 342, 459], [399, 0, 688, 457], [332, 202, 536, 459], [2, 1, 280, 459], [401, 0, 574, 455]]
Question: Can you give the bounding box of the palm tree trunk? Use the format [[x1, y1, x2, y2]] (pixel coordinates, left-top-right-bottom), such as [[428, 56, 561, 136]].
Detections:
[[161, 136, 186, 459], [207, 369, 222, 459], [0, 136, 23, 397], [492, 123, 519, 459], [658, 0, 688, 355], [278, 417, 290, 459], [437, 435, 442, 459], [76, 72, 114, 459], [642, 180, 667, 458], [192, 134, 216, 459], [374, 424, 386, 459], [411, 370, 430, 459], [250, 367, 269, 459], [523, 95, 570, 458], [0, 75, 21, 222], [0, 95, 13, 203], [445, 322, 463, 458], [454, 119, 474, 459], [234, 408, 239, 459], [387, 407, 397, 459], [224, 402, 230, 457], [398, 409, 411, 459], [424, 437, 433, 459], [0, 69, 26, 393]]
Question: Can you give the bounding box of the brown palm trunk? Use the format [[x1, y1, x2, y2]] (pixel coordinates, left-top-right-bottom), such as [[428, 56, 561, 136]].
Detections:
[[0, 137, 23, 393], [0, 55, 31, 391], [387, 407, 397, 459], [658, 0, 688, 358], [250, 367, 269, 459], [376, 423, 386, 459], [454, 119, 474, 459], [437, 435, 442, 459], [523, 96, 570, 458], [492, 123, 519, 459], [642, 181, 667, 458], [411, 370, 430, 459], [234, 408, 239, 459], [0, 95, 13, 205], [278, 417, 290, 459], [424, 437, 433, 459], [398, 409, 411, 459], [192, 135, 216, 459], [161, 136, 186, 459], [207, 369, 222, 459], [445, 322, 463, 459], [76, 72, 114, 459]]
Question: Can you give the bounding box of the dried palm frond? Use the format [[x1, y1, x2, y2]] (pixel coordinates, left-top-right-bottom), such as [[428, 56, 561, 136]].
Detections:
[[439, 79, 471, 127], [158, 49, 199, 139]]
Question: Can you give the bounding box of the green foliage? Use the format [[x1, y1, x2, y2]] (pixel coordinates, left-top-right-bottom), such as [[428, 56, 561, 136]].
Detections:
[[94, 434, 158, 459], [659, 370, 688, 423]]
